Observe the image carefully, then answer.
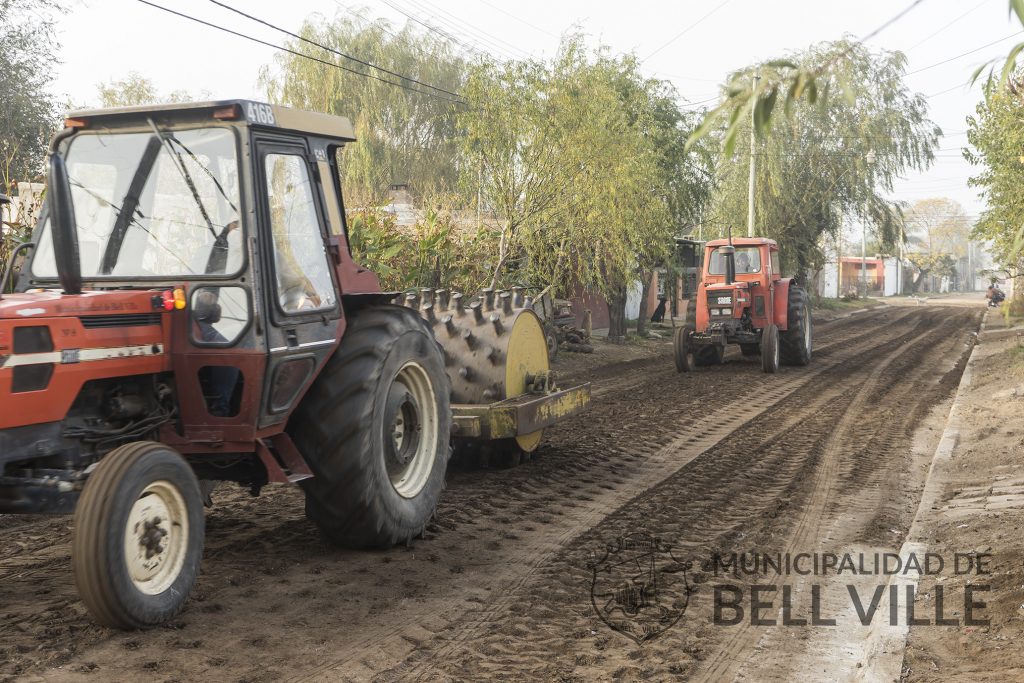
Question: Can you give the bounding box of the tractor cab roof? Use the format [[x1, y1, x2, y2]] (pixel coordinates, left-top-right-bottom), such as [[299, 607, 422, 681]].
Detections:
[[705, 237, 778, 249], [64, 99, 356, 143]]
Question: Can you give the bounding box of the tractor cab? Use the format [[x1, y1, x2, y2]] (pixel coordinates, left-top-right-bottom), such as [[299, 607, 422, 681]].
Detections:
[[7, 101, 382, 483], [673, 236, 812, 374]]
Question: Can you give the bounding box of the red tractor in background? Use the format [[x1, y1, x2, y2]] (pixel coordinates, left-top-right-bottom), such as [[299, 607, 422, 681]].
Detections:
[[673, 237, 812, 374]]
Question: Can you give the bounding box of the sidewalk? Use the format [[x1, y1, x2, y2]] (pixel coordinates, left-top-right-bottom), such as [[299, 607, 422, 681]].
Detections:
[[902, 312, 1024, 681]]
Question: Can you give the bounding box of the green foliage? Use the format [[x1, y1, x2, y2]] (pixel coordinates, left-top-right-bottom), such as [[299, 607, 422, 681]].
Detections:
[[0, 0, 64, 191], [346, 205, 498, 294], [706, 40, 938, 277], [260, 13, 467, 206], [965, 88, 1024, 276], [460, 35, 713, 319]]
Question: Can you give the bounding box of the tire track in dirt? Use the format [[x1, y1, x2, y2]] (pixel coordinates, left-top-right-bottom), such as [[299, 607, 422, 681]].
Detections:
[[375, 308, 979, 683], [695, 322, 956, 682], [0, 306, 964, 683]]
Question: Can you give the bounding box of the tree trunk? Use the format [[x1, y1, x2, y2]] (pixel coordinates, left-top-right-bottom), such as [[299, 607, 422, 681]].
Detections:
[[636, 270, 652, 338], [607, 284, 628, 342]]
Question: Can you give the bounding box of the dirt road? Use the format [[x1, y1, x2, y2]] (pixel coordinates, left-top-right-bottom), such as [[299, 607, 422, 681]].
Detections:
[[0, 303, 982, 682]]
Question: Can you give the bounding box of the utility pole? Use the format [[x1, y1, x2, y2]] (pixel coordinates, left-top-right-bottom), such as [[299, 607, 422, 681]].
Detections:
[[897, 232, 904, 296], [747, 74, 760, 238], [836, 229, 842, 297], [861, 222, 868, 297]]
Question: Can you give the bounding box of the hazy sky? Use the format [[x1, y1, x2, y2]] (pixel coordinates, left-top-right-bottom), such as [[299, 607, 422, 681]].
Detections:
[[51, 0, 1021, 221]]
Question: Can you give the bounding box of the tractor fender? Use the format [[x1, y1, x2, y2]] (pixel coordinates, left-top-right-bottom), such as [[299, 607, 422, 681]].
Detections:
[[773, 278, 795, 330]]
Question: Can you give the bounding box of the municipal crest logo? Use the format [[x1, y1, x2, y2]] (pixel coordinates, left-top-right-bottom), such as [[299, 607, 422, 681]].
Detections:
[[588, 532, 692, 644]]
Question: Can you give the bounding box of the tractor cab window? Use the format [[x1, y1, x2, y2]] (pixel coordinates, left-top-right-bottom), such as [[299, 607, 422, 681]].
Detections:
[[264, 153, 336, 314], [708, 247, 762, 275], [771, 251, 781, 276], [32, 127, 243, 279]]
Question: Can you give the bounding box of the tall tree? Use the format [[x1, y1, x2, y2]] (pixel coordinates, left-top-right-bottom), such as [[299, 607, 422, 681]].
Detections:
[[0, 0, 63, 192], [903, 198, 972, 292], [707, 40, 938, 279], [966, 85, 1024, 303], [260, 13, 467, 206]]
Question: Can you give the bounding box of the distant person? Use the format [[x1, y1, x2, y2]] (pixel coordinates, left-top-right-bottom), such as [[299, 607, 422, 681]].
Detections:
[[737, 252, 752, 273]]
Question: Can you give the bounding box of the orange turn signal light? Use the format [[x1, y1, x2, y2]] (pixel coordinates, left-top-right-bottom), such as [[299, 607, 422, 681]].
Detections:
[[213, 104, 240, 120], [64, 117, 88, 129], [173, 287, 187, 310]]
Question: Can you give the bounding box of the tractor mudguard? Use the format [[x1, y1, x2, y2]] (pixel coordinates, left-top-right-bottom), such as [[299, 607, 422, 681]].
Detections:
[[773, 278, 794, 330]]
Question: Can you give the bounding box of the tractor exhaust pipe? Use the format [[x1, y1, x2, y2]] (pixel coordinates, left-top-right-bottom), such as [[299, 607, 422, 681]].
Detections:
[[720, 245, 736, 285], [47, 153, 82, 295]]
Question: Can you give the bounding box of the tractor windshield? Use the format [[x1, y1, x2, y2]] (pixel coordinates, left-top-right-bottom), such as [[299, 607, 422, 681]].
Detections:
[[32, 127, 242, 280], [708, 247, 762, 275]]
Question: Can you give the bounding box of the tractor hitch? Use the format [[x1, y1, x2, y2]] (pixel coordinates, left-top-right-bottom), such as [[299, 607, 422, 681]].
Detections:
[[451, 382, 591, 440]]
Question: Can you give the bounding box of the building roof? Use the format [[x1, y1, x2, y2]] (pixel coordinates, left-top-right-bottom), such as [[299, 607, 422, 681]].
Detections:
[[66, 100, 356, 142]]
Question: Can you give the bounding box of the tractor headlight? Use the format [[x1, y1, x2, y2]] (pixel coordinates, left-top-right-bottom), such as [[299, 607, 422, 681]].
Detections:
[[710, 308, 720, 316], [719, 308, 732, 316]]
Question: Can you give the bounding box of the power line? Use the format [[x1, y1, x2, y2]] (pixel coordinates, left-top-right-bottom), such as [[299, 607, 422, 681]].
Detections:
[[907, 31, 1023, 75], [404, 0, 529, 58], [642, 0, 732, 63], [858, 0, 930, 44], [378, 0, 496, 60], [906, 0, 990, 51], [136, 0, 467, 105], [208, 0, 465, 101], [475, 0, 558, 39]]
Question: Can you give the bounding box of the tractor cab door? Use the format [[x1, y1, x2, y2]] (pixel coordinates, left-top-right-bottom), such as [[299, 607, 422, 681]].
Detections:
[[253, 137, 343, 429]]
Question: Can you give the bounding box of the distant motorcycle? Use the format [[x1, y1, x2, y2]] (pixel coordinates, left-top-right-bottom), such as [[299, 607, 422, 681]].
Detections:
[[987, 289, 1006, 307]]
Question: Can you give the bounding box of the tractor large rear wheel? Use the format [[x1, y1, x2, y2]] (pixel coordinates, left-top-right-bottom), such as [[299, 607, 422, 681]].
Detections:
[[780, 285, 812, 366], [761, 323, 780, 373], [72, 441, 204, 628], [290, 305, 451, 549]]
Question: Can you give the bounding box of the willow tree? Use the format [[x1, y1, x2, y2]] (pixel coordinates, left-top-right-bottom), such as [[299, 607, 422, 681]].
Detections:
[[708, 40, 938, 280], [260, 12, 467, 205], [966, 86, 1024, 304], [0, 0, 63, 192], [461, 37, 696, 338]]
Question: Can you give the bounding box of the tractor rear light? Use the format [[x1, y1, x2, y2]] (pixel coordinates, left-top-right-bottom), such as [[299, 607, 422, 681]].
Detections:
[[161, 290, 175, 311]]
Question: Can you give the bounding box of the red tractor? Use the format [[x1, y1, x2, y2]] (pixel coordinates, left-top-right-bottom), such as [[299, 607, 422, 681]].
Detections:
[[0, 101, 588, 628], [673, 237, 811, 373]]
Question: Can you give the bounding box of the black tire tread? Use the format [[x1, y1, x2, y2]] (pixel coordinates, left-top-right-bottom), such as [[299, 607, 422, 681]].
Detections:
[[72, 441, 203, 629], [780, 285, 812, 366], [290, 305, 451, 549]]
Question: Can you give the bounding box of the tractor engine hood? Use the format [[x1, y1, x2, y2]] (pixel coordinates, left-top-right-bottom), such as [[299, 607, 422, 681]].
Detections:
[[0, 289, 170, 431]]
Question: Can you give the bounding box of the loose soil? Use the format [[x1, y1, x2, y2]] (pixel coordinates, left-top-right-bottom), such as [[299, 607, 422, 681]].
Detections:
[[0, 302, 985, 682]]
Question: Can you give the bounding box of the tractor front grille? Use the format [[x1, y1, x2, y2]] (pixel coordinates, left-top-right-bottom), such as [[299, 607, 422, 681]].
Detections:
[[706, 290, 733, 307], [79, 313, 162, 329]]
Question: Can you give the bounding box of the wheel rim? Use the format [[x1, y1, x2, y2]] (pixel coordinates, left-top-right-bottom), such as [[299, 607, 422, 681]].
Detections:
[[123, 481, 189, 596], [386, 361, 440, 498]]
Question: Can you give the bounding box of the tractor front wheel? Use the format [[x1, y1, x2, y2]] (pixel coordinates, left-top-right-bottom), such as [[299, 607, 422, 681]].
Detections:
[[290, 305, 451, 549], [761, 324, 780, 373], [780, 285, 812, 366], [72, 441, 205, 628]]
